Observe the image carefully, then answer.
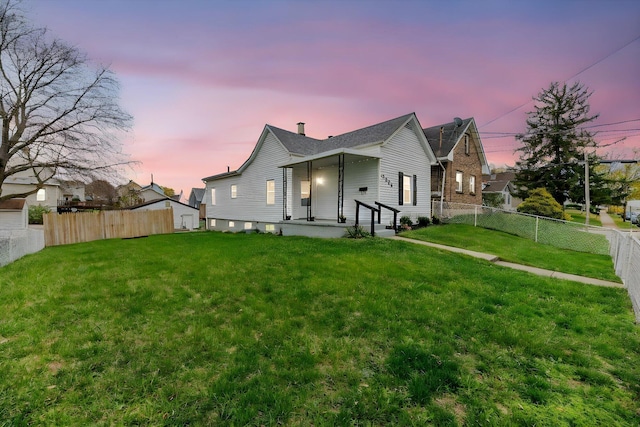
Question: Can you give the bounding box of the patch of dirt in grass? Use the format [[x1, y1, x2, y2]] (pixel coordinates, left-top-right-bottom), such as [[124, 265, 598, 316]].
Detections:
[[435, 395, 466, 424], [48, 361, 64, 374]]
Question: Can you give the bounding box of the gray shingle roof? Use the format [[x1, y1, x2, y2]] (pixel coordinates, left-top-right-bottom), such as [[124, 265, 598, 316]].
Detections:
[[423, 118, 473, 157], [268, 113, 415, 155]]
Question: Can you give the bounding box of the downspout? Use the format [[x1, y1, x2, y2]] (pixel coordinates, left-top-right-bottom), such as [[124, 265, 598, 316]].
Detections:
[[438, 126, 446, 217]]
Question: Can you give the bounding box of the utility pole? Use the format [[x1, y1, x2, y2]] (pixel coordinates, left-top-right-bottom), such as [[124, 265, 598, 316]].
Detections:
[[584, 151, 590, 226]]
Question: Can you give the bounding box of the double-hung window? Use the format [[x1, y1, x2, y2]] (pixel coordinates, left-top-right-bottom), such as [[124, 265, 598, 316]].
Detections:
[[469, 175, 476, 195], [231, 185, 237, 199], [210, 188, 216, 205], [455, 171, 463, 193], [266, 180, 275, 205], [398, 172, 417, 206]]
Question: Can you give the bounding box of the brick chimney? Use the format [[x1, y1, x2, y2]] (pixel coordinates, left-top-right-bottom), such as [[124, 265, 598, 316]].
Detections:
[[297, 122, 305, 136]]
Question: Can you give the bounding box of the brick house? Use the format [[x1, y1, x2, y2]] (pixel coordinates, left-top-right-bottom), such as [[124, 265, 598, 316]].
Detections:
[[424, 118, 490, 205]]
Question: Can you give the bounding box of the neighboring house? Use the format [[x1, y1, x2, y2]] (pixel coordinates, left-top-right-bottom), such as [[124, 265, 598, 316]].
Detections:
[[482, 172, 522, 210], [202, 113, 437, 236], [59, 180, 86, 203], [0, 199, 28, 230], [189, 188, 206, 219], [129, 197, 200, 230], [423, 118, 490, 206], [1, 167, 61, 212], [116, 180, 168, 207]]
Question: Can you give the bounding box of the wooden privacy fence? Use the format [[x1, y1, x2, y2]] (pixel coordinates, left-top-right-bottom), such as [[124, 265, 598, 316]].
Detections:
[[43, 208, 174, 246]]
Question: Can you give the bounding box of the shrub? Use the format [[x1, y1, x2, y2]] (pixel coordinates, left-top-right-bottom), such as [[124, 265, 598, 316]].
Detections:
[[399, 215, 413, 227], [417, 216, 430, 227], [517, 188, 570, 220], [431, 216, 441, 225], [344, 225, 370, 239], [28, 205, 51, 224]]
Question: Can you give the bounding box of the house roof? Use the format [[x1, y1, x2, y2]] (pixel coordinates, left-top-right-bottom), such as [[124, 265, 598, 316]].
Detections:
[[423, 118, 474, 158], [204, 113, 421, 181], [203, 113, 433, 182], [0, 198, 26, 210], [483, 179, 511, 193], [269, 113, 416, 156], [127, 197, 198, 211], [190, 188, 205, 202]]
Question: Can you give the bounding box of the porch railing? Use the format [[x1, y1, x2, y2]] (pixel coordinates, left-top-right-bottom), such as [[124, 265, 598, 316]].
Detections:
[[375, 201, 400, 232], [354, 200, 400, 236]]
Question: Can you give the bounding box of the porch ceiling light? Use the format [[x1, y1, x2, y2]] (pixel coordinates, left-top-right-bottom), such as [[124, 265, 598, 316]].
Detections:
[[316, 177, 324, 185]]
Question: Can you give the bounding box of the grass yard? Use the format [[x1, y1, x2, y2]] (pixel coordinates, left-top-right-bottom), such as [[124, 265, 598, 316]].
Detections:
[[0, 232, 638, 425], [402, 224, 620, 282], [564, 209, 602, 227]]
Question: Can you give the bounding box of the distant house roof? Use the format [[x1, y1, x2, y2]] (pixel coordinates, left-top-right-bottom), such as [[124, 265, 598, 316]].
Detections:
[[190, 188, 205, 202], [483, 179, 511, 193], [423, 118, 474, 158], [0, 198, 26, 210], [127, 197, 196, 211]]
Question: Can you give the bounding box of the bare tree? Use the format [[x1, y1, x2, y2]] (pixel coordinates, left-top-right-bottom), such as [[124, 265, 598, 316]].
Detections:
[[0, 0, 133, 202]]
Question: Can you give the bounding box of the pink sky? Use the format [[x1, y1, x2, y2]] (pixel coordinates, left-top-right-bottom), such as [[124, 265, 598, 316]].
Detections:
[[28, 0, 640, 199]]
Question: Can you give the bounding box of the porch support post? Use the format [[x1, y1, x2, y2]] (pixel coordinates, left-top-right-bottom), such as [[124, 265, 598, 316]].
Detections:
[[337, 153, 344, 222], [282, 167, 288, 220], [307, 161, 313, 221]]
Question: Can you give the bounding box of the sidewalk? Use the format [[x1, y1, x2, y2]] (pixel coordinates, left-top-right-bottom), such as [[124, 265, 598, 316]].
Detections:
[[598, 210, 617, 228], [390, 236, 623, 289]]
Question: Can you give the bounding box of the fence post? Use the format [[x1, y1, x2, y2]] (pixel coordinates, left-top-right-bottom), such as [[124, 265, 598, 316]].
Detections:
[[535, 216, 539, 243], [474, 206, 478, 227]]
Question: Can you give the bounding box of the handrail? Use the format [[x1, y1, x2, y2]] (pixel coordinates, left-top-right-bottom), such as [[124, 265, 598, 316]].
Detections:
[[375, 202, 399, 231], [354, 200, 400, 236], [354, 199, 379, 236]]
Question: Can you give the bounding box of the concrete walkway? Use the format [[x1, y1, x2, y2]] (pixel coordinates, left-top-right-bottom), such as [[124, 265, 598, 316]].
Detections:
[[390, 235, 624, 289], [598, 210, 618, 228]]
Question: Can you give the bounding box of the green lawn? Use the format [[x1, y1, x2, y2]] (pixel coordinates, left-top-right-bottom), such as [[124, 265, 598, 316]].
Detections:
[[1, 232, 638, 425], [565, 209, 602, 227], [402, 224, 620, 282]]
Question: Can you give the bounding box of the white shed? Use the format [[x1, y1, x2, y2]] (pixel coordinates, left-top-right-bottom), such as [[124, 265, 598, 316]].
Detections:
[[130, 198, 200, 230], [0, 199, 28, 230]]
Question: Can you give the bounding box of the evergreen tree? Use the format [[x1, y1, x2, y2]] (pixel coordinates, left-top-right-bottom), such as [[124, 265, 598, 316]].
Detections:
[[513, 82, 606, 205]]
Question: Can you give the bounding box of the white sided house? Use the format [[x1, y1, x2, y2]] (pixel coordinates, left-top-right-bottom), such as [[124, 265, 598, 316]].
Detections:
[[203, 113, 437, 237], [129, 198, 200, 230]]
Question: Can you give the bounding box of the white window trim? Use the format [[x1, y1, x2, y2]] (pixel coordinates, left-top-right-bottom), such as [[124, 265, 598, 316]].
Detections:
[[231, 185, 237, 199], [228, 220, 235, 228], [469, 175, 476, 195], [403, 175, 412, 205], [266, 180, 275, 205], [455, 171, 463, 193], [244, 222, 252, 230], [211, 188, 216, 205], [36, 188, 46, 202]]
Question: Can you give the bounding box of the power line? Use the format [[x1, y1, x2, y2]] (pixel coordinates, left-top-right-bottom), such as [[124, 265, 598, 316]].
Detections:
[[479, 34, 640, 129]]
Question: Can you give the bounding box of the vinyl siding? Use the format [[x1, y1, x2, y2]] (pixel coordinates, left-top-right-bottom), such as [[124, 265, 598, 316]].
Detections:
[[379, 124, 432, 223], [206, 132, 291, 223]]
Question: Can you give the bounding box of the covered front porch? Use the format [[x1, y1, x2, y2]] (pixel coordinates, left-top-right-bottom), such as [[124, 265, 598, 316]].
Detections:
[[279, 148, 382, 224]]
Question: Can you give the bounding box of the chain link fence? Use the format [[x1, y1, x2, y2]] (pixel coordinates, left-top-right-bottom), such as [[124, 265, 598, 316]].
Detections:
[[432, 201, 611, 255], [609, 230, 640, 323], [431, 201, 638, 322]]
